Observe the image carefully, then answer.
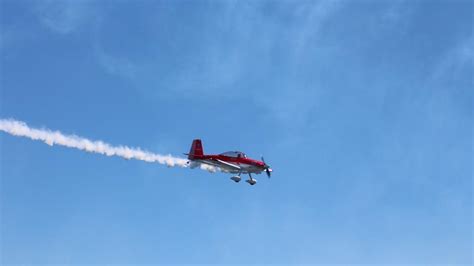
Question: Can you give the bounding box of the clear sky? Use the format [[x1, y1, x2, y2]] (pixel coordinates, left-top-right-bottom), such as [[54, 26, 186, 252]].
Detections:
[[0, 0, 472, 264]]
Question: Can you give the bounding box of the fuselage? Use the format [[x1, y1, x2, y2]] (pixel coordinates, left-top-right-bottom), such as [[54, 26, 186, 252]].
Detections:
[[191, 153, 266, 174]]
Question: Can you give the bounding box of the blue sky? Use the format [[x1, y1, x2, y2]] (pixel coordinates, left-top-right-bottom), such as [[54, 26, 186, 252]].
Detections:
[[0, 0, 472, 264]]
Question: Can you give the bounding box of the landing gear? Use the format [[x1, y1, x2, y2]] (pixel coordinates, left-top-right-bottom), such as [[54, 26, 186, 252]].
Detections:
[[230, 172, 242, 183], [231, 173, 257, 185], [246, 173, 257, 185], [230, 176, 241, 182]]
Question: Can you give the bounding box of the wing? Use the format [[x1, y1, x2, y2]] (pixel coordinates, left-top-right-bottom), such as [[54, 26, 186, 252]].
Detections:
[[215, 159, 241, 171], [192, 158, 242, 173]]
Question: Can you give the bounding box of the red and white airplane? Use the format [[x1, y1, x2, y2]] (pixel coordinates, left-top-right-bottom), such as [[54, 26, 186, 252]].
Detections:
[[186, 139, 272, 185]]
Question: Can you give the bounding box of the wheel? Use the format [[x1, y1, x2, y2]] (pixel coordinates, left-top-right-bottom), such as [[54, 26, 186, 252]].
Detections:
[[230, 176, 241, 183], [246, 179, 257, 185]]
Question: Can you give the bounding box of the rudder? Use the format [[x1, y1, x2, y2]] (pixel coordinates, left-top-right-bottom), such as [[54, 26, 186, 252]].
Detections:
[[188, 139, 204, 159]]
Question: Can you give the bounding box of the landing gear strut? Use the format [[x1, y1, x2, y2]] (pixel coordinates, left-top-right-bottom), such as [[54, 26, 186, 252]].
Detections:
[[246, 173, 257, 185]]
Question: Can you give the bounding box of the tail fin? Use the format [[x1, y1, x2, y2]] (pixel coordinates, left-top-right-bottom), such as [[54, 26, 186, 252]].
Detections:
[[188, 139, 204, 159]]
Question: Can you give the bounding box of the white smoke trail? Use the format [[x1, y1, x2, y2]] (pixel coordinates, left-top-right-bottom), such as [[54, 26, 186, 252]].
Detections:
[[0, 118, 217, 172]]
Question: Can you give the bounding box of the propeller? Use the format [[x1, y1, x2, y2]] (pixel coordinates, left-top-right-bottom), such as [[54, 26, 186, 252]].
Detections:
[[261, 156, 272, 178]]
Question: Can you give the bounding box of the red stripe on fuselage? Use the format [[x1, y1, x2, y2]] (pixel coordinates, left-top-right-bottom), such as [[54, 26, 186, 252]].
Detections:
[[192, 154, 265, 168]]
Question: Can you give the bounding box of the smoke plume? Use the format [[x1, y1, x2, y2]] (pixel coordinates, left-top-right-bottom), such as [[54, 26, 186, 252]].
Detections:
[[0, 118, 216, 172]]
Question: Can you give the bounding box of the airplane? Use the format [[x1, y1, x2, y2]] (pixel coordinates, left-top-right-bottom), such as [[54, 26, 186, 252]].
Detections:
[[185, 139, 272, 185]]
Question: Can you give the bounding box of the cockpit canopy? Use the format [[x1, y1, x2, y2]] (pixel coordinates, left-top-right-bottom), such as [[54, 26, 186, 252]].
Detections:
[[220, 151, 247, 158]]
